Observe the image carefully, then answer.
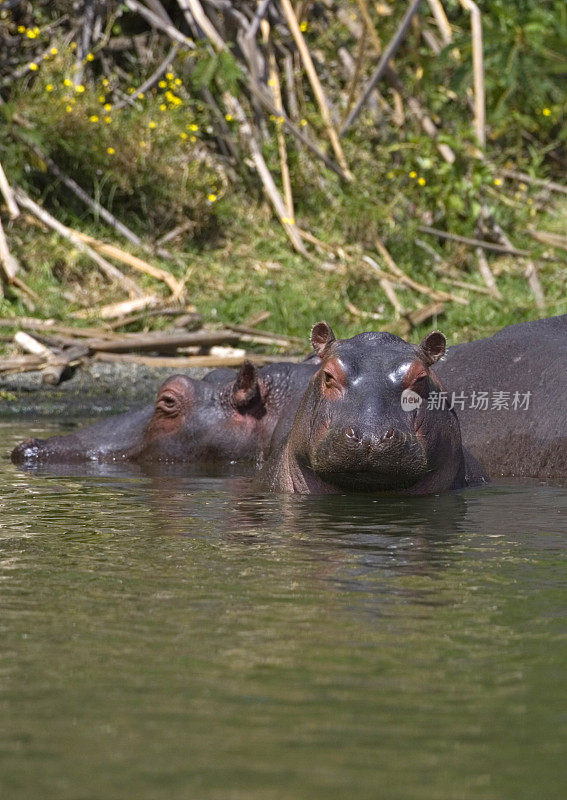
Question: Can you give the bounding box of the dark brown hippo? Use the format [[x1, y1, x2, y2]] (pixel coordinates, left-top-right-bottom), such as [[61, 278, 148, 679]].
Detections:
[[436, 314, 567, 480], [11, 359, 319, 466], [254, 322, 484, 495]]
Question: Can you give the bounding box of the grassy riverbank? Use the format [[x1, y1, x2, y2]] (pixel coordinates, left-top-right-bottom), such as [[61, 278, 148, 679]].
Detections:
[[0, 1, 565, 351]]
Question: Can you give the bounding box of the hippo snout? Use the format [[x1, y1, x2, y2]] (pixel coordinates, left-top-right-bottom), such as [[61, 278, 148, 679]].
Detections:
[[11, 438, 42, 464], [343, 427, 406, 451]]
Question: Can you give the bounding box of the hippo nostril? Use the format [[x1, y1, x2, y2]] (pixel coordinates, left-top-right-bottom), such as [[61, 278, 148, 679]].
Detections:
[[345, 427, 358, 440], [384, 429, 395, 439]]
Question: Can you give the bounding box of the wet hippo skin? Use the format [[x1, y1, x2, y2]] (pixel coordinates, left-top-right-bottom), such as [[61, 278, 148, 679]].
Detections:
[[11, 359, 319, 466], [254, 322, 484, 495], [436, 314, 567, 480]]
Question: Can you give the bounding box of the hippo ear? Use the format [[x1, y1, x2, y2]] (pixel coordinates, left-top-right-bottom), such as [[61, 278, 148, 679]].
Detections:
[[311, 321, 336, 357], [418, 331, 446, 366], [232, 360, 261, 410]]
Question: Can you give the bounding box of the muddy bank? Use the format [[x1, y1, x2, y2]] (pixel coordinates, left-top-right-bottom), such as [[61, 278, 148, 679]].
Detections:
[[0, 362, 212, 417]]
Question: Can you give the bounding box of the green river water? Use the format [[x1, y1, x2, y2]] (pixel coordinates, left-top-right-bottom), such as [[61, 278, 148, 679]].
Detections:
[[1, 419, 566, 800]]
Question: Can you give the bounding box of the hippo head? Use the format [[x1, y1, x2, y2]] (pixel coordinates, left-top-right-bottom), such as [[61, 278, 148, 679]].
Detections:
[[11, 362, 271, 466], [287, 322, 465, 494], [132, 360, 270, 462]]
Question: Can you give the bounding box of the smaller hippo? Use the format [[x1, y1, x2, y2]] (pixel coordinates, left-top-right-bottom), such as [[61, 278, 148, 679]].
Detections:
[[11, 359, 319, 466], [255, 322, 484, 495]]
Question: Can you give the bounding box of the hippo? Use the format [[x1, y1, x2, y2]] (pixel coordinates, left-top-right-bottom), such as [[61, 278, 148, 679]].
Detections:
[[11, 359, 319, 466], [254, 322, 484, 495], [436, 314, 567, 480]]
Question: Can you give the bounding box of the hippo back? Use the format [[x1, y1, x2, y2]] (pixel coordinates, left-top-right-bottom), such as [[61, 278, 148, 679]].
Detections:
[[437, 314, 567, 479]]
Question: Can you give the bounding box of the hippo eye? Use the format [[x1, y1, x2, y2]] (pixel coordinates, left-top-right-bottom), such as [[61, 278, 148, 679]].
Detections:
[[323, 370, 335, 388], [157, 392, 178, 415]]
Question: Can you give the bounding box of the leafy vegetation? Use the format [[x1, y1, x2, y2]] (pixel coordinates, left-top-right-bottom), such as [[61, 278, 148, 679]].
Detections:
[[0, 0, 565, 351]]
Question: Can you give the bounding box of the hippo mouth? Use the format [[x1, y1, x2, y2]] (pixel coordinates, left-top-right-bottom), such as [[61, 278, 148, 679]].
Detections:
[[309, 427, 429, 492]]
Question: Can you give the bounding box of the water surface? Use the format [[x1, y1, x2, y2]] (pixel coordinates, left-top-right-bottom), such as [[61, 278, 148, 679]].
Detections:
[[1, 420, 566, 799]]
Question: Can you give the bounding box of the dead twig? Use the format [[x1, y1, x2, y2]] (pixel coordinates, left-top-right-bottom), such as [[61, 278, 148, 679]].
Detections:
[[94, 352, 301, 368], [498, 169, 567, 196], [527, 229, 567, 250], [341, 0, 423, 135], [458, 0, 485, 147], [262, 20, 295, 221], [474, 247, 501, 299], [14, 188, 145, 298], [416, 225, 564, 263], [279, 0, 353, 180], [71, 231, 184, 296], [374, 239, 468, 305], [0, 215, 19, 283], [15, 132, 145, 249], [113, 44, 178, 110], [223, 92, 308, 255], [72, 296, 161, 320], [0, 160, 19, 219]]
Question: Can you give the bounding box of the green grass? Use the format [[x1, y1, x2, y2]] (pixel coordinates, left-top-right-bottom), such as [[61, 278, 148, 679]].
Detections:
[[0, 4, 566, 351]]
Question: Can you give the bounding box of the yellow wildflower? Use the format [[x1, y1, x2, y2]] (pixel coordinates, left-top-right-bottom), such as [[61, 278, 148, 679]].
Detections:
[[89, 115, 99, 122], [98, 95, 105, 102], [102, 78, 109, 87], [127, 87, 136, 94], [17, 25, 25, 33], [26, 30, 37, 39], [138, 92, 145, 99], [166, 72, 174, 80], [387, 171, 394, 179], [542, 107, 551, 117], [103, 103, 112, 111], [158, 80, 167, 88], [70, 41, 77, 50], [300, 118, 307, 127], [409, 171, 417, 179], [188, 123, 199, 131], [149, 120, 156, 129], [269, 114, 276, 122], [159, 104, 166, 111], [418, 177, 426, 186], [86, 53, 94, 62], [45, 84, 53, 92], [63, 78, 73, 87], [493, 177, 503, 186], [519, 183, 527, 192], [190, 135, 196, 143], [225, 113, 233, 121], [65, 105, 73, 112], [28, 62, 38, 71], [299, 21, 308, 32], [174, 78, 182, 86], [75, 84, 85, 93], [104, 116, 112, 123], [50, 47, 58, 55], [107, 147, 115, 155], [207, 193, 217, 202], [180, 132, 187, 139]]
